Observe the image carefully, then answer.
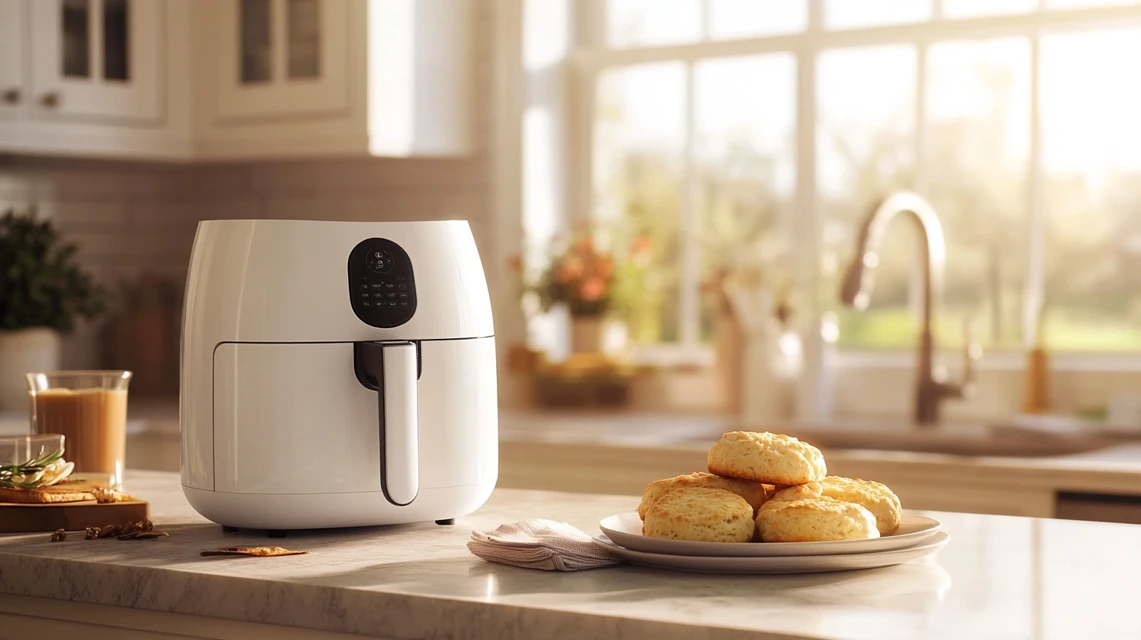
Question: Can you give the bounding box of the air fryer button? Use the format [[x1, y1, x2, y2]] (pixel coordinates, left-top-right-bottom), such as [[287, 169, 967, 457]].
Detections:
[[367, 250, 395, 274], [372, 293, 384, 300], [400, 301, 409, 307], [371, 283, 383, 290], [398, 283, 407, 290], [386, 292, 397, 298], [362, 301, 371, 307]]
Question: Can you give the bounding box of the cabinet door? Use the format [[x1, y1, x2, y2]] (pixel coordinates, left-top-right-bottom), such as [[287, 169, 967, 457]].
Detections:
[[213, 0, 350, 120], [29, 0, 163, 122], [0, 0, 23, 118]]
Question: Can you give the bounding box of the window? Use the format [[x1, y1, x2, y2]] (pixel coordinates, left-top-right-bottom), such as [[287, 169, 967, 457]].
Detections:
[[817, 44, 917, 349], [576, 0, 1141, 354], [593, 63, 687, 342], [1040, 27, 1141, 349]]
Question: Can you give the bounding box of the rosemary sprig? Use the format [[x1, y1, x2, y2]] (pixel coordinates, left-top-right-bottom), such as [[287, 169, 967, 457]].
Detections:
[[0, 446, 65, 489]]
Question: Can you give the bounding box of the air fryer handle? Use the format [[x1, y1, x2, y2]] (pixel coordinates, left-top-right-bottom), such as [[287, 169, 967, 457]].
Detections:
[[381, 343, 419, 505], [360, 341, 419, 506]]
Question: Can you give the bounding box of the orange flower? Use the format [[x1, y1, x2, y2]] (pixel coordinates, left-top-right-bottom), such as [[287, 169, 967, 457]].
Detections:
[[579, 277, 606, 301], [631, 234, 651, 268], [594, 255, 614, 280], [556, 256, 584, 283], [631, 233, 651, 257], [574, 237, 595, 256]]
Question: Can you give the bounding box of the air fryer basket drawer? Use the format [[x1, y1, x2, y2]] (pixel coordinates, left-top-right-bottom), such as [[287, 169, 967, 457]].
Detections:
[[211, 338, 497, 495]]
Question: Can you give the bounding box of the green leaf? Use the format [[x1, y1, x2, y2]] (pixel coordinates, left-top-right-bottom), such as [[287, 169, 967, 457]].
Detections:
[[0, 208, 107, 332], [0, 445, 65, 489]]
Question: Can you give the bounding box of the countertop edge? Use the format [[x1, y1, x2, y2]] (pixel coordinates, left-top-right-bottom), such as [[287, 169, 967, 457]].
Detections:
[[0, 550, 809, 640]]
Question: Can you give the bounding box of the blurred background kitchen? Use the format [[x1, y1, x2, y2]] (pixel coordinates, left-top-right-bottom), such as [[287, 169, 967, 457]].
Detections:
[[3, 0, 1141, 524]]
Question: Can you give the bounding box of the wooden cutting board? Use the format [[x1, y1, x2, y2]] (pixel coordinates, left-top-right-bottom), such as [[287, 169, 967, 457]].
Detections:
[[0, 484, 150, 533], [0, 499, 150, 533]]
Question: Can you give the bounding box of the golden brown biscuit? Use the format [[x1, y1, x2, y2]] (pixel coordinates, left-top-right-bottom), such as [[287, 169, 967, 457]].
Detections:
[[642, 487, 755, 543], [637, 472, 770, 520], [707, 431, 826, 486], [755, 497, 879, 542], [770, 476, 902, 535]]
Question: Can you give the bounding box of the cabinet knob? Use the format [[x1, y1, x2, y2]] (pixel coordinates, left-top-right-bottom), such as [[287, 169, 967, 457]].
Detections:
[[1, 88, 18, 105], [40, 92, 61, 109]]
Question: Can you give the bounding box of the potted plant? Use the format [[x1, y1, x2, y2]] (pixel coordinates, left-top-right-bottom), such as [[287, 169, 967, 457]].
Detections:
[[515, 226, 650, 355], [0, 208, 106, 409]]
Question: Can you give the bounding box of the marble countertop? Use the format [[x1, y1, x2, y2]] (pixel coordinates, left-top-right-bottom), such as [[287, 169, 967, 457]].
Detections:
[[1, 471, 1140, 639]]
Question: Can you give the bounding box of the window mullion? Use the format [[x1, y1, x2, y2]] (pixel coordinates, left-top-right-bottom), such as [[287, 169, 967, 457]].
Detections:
[[572, 1, 598, 231], [701, 0, 711, 41], [1024, 31, 1045, 349], [581, 0, 605, 48], [681, 61, 699, 346], [913, 41, 928, 198], [910, 42, 929, 333], [794, 0, 821, 325], [794, 49, 818, 324]]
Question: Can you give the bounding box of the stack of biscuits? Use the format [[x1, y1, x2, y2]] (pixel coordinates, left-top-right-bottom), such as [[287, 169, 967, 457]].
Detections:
[[638, 431, 903, 543]]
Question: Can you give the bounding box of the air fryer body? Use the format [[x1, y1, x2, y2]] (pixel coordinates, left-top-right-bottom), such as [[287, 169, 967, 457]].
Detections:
[[180, 220, 498, 530]]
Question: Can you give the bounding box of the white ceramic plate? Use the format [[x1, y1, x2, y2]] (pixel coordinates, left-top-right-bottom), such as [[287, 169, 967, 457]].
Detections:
[[599, 512, 943, 557], [593, 531, 950, 575]]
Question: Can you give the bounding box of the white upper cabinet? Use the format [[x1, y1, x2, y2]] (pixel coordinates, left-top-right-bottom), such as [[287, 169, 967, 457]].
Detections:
[[0, 0, 192, 159], [195, 0, 474, 160], [30, 0, 163, 122], [0, 0, 473, 160], [213, 0, 351, 120], [0, 0, 24, 118]]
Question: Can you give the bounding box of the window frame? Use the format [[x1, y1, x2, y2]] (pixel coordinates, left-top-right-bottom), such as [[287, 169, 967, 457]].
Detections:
[[568, 0, 1141, 364]]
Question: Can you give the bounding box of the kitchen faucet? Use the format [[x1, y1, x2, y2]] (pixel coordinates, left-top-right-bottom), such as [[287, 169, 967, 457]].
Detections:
[[838, 192, 981, 426]]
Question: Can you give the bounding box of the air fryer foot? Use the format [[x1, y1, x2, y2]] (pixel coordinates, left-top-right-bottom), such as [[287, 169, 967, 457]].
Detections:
[[222, 525, 239, 533], [435, 518, 455, 526], [267, 530, 288, 538]]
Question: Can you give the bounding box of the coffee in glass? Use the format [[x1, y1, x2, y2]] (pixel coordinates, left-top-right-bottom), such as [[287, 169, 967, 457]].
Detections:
[[27, 370, 132, 489]]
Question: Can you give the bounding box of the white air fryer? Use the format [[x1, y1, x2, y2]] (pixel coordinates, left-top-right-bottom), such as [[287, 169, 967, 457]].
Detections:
[[179, 220, 498, 532]]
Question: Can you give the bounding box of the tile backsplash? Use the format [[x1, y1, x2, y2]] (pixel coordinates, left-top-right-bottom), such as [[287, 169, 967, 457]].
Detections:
[[0, 154, 491, 374]]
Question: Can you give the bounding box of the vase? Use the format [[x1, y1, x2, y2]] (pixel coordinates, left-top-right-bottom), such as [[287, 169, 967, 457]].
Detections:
[[740, 320, 802, 424], [0, 328, 61, 411], [570, 316, 606, 354]]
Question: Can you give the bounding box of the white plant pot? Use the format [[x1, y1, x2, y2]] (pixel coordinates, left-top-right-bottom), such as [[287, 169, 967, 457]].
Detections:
[[570, 316, 628, 355], [0, 328, 62, 411], [740, 326, 802, 425]]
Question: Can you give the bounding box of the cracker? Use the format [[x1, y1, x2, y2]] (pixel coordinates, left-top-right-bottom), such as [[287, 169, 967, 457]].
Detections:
[[0, 486, 95, 504], [200, 546, 309, 557]]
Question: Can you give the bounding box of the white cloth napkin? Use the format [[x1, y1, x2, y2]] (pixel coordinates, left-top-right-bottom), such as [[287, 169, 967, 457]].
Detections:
[[467, 519, 625, 572]]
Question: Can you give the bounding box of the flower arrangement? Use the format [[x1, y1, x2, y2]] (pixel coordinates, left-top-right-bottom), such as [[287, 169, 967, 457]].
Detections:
[[511, 227, 651, 319]]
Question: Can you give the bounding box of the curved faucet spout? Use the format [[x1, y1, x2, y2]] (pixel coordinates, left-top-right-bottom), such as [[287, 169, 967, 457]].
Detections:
[[838, 192, 975, 426], [839, 192, 946, 332]]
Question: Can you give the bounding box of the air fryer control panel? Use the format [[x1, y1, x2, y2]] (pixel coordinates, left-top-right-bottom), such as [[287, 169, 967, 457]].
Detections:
[[348, 238, 417, 328]]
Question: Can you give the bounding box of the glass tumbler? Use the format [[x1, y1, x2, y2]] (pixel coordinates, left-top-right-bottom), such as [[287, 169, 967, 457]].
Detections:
[[27, 370, 132, 489]]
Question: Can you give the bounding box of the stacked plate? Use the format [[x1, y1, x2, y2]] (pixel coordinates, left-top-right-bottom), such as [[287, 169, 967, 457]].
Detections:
[[592, 512, 950, 575]]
